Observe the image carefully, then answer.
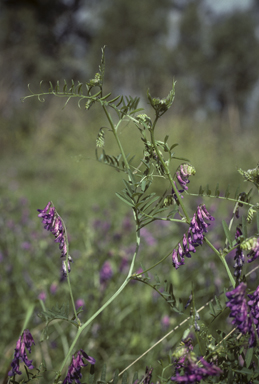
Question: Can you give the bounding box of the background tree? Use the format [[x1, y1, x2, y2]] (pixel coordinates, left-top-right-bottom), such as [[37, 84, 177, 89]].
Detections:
[[89, 0, 171, 94]]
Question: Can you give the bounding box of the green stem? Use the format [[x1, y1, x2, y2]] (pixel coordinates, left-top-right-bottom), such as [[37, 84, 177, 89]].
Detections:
[[102, 105, 132, 174], [149, 119, 190, 221], [21, 303, 35, 333], [187, 192, 253, 208], [204, 237, 235, 288], [56, 218, 141, 380], [53, 203, 79, 324]]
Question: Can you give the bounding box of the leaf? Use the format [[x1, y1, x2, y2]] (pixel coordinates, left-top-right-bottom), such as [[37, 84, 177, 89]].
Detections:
[[215, 183, 220, 197], [89, 372, 95, 384], [170, 143, 179, 151], [138, 195, 160, 211], [115, 192, 135, 207], [209, 301, 216, 316], [222, 220, 233, 246], [38, 303, 71, 323], [245, 347, 254, 368], [172, 156, 190, 162], [225, 184, 231, 198], [99, 364, 106, 384], [215, 295, 222, 311], [55, 80, 60, 92], [132, 372, 138, 384], [234, 185, 240, 199], [112, 370, 120, 384], [121, 371, 128, 384], [206, 184, 211, 196], [199, 185, 205, 195], [122, 179, 134, 196]]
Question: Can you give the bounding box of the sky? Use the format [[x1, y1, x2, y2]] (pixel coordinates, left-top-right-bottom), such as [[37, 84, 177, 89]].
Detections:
[[205, 0, 253, 14]]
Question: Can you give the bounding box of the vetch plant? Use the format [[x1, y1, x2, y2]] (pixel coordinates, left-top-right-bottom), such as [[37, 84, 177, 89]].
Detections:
[[6, 46, 259, 383]]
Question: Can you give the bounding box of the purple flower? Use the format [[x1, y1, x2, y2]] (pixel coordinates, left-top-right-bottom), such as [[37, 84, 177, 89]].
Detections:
[[240, 236, 259, 263], [76, 299, 85, 309], [8, 330, 35, 377], [248, 286, 259, 326], [172, 248, 184, 269], [171, 355, 222, 383], [100, 261, 113, 285], [38, 202, 72, 276], [172, 205, 214, 269], [226, 282, 259, 347], [175, 164, 196, 192], [226, 282, 251, 333], [63, 349, 95, 384], [38, 291, 47, 302]]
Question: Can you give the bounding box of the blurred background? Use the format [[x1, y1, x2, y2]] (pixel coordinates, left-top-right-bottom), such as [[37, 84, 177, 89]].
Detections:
[[1, 0, 259, 382], [1, 0, 259, 205]]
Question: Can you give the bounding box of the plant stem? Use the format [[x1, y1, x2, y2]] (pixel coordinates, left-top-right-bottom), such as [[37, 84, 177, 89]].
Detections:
[[204, 237, 235, 288], [149, 118, 190, 221]]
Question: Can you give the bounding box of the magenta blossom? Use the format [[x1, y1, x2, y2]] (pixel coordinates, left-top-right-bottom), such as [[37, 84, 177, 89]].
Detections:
[[226, 282, 259, 347], [63, 349, 95, 384], [9, 330, 35, 377], [172, 205, 214, 269], [76, 299, 85, 309], [38, 291, 47, 302], [171, 355, 222, 383], [38, 202, 73, 276]]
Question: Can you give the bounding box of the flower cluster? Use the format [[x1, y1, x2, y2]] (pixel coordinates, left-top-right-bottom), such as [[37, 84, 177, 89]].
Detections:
[[9, 330, 35, 377], [38, 202, 72, 276], [171, 355, 222, 383], [63, 349, 96, 384], [233, 227, 244, 280], [240, 236, 259, 263], [226, 282, 259, 347], [172, 164, 196, 202], [176, 164, 196, 191], [172, 205, 215, 269]]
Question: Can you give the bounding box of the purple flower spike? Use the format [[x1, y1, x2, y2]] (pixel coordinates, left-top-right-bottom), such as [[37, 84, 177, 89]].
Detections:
[[172, 249, 184, 269], [200, 205, 215, 221], [225, 282, 259, 347], [171, 355, 222, 383], [226, 282, 256, 346], [248, 286, 259, 328], [173, 164, 196, 202], [9, 330, 35, 377], [38, 202, 72, 276], [172, 205, 214, 270], [175, 164, 196, 192], [63, 349, 95, 384]]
